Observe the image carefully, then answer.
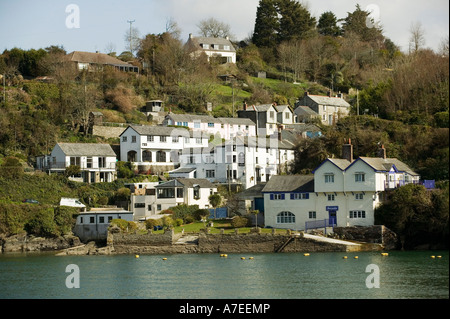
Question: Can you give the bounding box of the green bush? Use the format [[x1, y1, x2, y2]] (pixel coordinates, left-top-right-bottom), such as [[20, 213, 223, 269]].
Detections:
[[231, 216, 249, 228], [174, 218, 184, 227], [145, 218, 162, 230], [111, 219, 137, 233]]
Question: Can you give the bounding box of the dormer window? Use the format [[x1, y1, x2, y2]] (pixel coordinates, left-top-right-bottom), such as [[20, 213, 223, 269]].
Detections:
[[202, 44, 209, 49]]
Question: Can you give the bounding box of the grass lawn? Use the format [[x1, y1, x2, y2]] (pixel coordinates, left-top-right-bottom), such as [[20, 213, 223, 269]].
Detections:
[[173, 219, 286, 235]]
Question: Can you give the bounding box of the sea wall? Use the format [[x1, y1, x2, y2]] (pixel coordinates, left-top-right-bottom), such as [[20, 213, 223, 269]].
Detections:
[[333, 225, 399, 250], [108, 230, 355, 255], [0, 234, 81, 253]]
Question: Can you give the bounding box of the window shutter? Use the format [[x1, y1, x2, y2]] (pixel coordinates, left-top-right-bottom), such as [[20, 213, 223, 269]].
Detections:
[[290, 194, 294, 200], [270, 194, 274, 200], [305, 193, 309, 199], [281, 194, 285, 200]]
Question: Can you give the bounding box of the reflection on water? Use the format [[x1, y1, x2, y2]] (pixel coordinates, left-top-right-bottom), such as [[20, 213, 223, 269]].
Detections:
[[0, 251, 448, 299]]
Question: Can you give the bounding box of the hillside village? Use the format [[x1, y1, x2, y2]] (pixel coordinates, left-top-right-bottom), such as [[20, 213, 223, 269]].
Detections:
[[0, 2, 448, 251]]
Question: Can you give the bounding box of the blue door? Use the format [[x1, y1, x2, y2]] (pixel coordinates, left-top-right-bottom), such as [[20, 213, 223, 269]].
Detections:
[[254, 198, 264, 213], [329, 211, 337, 226]]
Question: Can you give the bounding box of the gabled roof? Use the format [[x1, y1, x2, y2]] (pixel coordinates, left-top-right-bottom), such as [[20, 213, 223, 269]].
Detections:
[[188, 36, 236, 52], [312, 158, 351, 173], [305, 95, 351, 108], [352, 157, 419, 176], [66, 51, 131, 66], [262, 175, 314, 193], [241, 104, 277, 112], [56, 143, 116, 157]]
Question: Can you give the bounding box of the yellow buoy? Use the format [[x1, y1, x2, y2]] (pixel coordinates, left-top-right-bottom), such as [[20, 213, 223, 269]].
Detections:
[[224, 254, 228, 258], [304, 253, 310, 256], [354, 256, 359, 259], [249, 257, 254, 260], [437, 256, 442, 258], [381, 253, 389, 256], [163, 257, 167, 260], [431, 256, 436, 259], [343, 256, 348, 259], [135, 255, 139, 258], [241, 257, 246, 260]]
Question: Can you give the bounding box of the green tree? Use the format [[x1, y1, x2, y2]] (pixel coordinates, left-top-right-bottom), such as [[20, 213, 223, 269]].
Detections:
[[318, 11, 341, 37], [277, 0, 316, 43], [208, 194, 222, 219], [252, 0, 280, 48], [342, 4, 384, 44]]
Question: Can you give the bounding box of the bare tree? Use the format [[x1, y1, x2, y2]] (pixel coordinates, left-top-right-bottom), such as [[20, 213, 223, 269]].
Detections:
[[409, 21, 426, 53], [124, 26, 141, 55], [439, 35, 449, 57], [197, 17, 234, 39], [165, 17, 181, 39]]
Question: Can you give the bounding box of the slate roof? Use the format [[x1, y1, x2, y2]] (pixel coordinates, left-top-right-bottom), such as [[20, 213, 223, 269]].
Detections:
[[121, 125, 198, 138], [305, 95, 351, 108], [57, 143, 116, 157], [166, 114, 255, 126], [188, 36, 236, 52], [357, 157, 419, 176], [262, 175, 315, 193]]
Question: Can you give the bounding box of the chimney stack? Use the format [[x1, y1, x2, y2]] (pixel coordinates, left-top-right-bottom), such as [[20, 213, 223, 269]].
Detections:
[[342, 138, 353, 163], [243, 102, 248, 110], [378, 145, 387, 159], [304, 91, 309, 97]]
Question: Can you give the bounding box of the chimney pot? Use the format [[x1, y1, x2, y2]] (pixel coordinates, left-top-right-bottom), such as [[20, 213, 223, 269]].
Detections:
[[342, 139, 354, 163], [378, 145, 387, 159]]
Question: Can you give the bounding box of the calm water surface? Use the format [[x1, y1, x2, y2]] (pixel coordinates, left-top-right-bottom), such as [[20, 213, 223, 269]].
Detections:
[[0, 251, 448, 299]]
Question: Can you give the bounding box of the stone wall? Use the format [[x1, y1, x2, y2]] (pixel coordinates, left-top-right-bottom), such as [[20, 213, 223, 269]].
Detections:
[[333, 225, 399, 250], [0, 234, 81, 253]]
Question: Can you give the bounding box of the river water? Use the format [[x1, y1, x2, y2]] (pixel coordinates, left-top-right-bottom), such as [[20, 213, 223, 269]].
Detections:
[[0, 251, 448, 299]]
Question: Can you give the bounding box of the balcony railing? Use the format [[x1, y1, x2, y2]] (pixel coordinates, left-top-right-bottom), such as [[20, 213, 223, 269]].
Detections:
[[42, 162, 116, 170], [385, 180, 435, 190]]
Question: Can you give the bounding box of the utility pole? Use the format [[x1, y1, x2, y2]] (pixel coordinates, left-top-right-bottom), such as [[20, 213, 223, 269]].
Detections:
[[127, 19, 135, 54]]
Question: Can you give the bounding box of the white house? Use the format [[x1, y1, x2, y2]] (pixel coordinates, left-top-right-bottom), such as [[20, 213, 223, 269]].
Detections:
[[154, 178, 218, 213], [263, 141, 425, 232], [176, 135, 295, 190], [73, 208, 133, 242], [295, 92, 351, 125], [36, 143, 117, 183], [119, 125, 209, 174], [163, 113, 256, 140], [186, 34, 236, 64]]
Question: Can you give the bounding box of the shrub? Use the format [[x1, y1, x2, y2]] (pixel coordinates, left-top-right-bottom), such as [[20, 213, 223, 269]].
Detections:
[[145, 218, 162, 230], [231, 216, 249, 228], [110, 219, 137, 233], [174, 218, 184, 227]]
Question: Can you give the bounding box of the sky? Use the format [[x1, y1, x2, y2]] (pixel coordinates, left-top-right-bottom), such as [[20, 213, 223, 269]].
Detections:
[[0, 0, 448, 54]]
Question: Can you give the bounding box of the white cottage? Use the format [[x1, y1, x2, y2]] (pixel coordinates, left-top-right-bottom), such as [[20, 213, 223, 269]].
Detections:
[[36, 143, 117, 183], [154, 178, 217, 213]]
